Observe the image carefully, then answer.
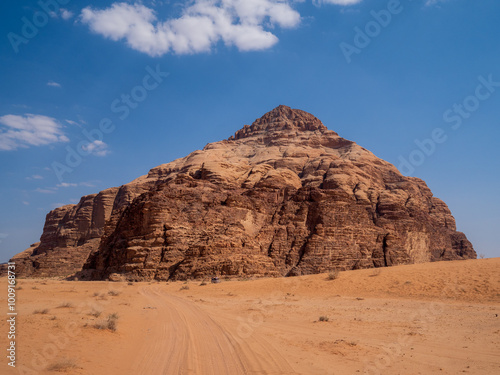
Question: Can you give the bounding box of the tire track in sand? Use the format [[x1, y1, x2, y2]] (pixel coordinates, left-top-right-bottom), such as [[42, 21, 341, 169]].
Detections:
[[133, 286, 296, 375]]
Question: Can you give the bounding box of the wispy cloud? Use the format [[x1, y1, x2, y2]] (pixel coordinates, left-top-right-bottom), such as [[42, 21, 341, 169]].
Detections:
[[0, 114, 69, 151], [82, 140, 109, 156], [47, 81, 62, 88], [316, 0, 362, 4], [12, 104, 29, 109], [22, 201, 30, 206], [65, 119, 80, 126], [35, 187, 57, 194], [36, 181, 96, 193], [57, 182, 78, 188], [26, 174, 44, 180], [79, 181, 96, 187], [0, 233, 7, 244], [425, 0, 444, 5], [61, 9, 74, 20]]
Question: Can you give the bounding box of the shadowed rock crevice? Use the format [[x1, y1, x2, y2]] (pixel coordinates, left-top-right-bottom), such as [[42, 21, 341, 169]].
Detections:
[[382, 234, 389, 267], [10, 106, 476, 279]]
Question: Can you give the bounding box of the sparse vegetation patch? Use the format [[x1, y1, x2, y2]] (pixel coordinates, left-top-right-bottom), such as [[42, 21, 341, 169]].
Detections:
[[46, 357, 78, 372], [93, 313, 119, 332], [33, 308, 49, 314], [327, 269, 339, 280], [57, 302, 73, 308]]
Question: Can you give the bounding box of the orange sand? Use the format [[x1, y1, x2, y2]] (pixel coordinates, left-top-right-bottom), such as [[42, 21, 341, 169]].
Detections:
[[1, 258, 499, 374]]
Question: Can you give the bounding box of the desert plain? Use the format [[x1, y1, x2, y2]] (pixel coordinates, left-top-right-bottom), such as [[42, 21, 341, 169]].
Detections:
[[1, 258, 499, 375]]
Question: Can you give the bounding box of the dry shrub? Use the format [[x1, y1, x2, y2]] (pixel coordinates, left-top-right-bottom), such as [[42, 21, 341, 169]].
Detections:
[[93, 292, 108, 300], [57, 302, 73, 308], [88, 308, 102, 318], [46, 358, 77, 372], [93, 313, 118, 332], [327, 269, 339, 280], [33, 308, 49, 314]]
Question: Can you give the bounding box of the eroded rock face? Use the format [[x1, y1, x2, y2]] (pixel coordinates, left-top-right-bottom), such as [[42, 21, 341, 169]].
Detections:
[[12, 106, 476, 279], [12, 183, 156, 277]]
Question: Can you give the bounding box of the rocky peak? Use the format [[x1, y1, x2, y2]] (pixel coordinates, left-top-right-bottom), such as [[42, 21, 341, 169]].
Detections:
[[10, 106, 476, 280], [229, 105, 328, 140]]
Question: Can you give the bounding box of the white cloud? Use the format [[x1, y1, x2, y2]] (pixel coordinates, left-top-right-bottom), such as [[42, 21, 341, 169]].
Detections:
[[79, 181, 96, 187], [65, 119, 81, 127], [80, 1, 302, 56], [47, 81, 62, 88], [0, 114, 69, 151], [22, 201, 30, 206], [425, 0, 451, 6], [318, 0, 362, 5], [82, 140, 109, 156], [57, 182, 78, 188], [26, 174, 44, 180], [77, 116, 87, 125], [35, 188, 57, 194], [34, 181, 93, 194], [0, 233, 7, 243], [61, 9, 74, 20]]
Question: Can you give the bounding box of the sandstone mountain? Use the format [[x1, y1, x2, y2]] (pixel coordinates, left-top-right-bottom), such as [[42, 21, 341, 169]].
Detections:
[[11, 106, 476, 280]]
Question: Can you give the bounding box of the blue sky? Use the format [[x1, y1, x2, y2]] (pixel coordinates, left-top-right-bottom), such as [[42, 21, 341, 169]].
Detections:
[[0, 0, 499, 262]]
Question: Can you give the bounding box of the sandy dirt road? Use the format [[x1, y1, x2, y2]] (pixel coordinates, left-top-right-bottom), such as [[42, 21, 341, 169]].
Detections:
[[132, 286, 297, 375]]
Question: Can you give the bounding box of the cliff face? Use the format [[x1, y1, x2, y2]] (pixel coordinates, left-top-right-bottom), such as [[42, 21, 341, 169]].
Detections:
[[12, 106, 476, 279], [12, 183, 156, 277]]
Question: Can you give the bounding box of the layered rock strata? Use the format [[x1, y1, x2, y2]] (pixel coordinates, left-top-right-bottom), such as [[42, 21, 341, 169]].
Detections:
[[11, 106, 475, 279]]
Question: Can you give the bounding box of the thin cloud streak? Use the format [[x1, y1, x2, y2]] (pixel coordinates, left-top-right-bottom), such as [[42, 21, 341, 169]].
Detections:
[[0, 114, 69, 151]]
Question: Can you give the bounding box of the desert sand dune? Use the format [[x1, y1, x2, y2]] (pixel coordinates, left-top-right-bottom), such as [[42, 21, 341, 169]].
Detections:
[[1, 258, 499, 374]]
